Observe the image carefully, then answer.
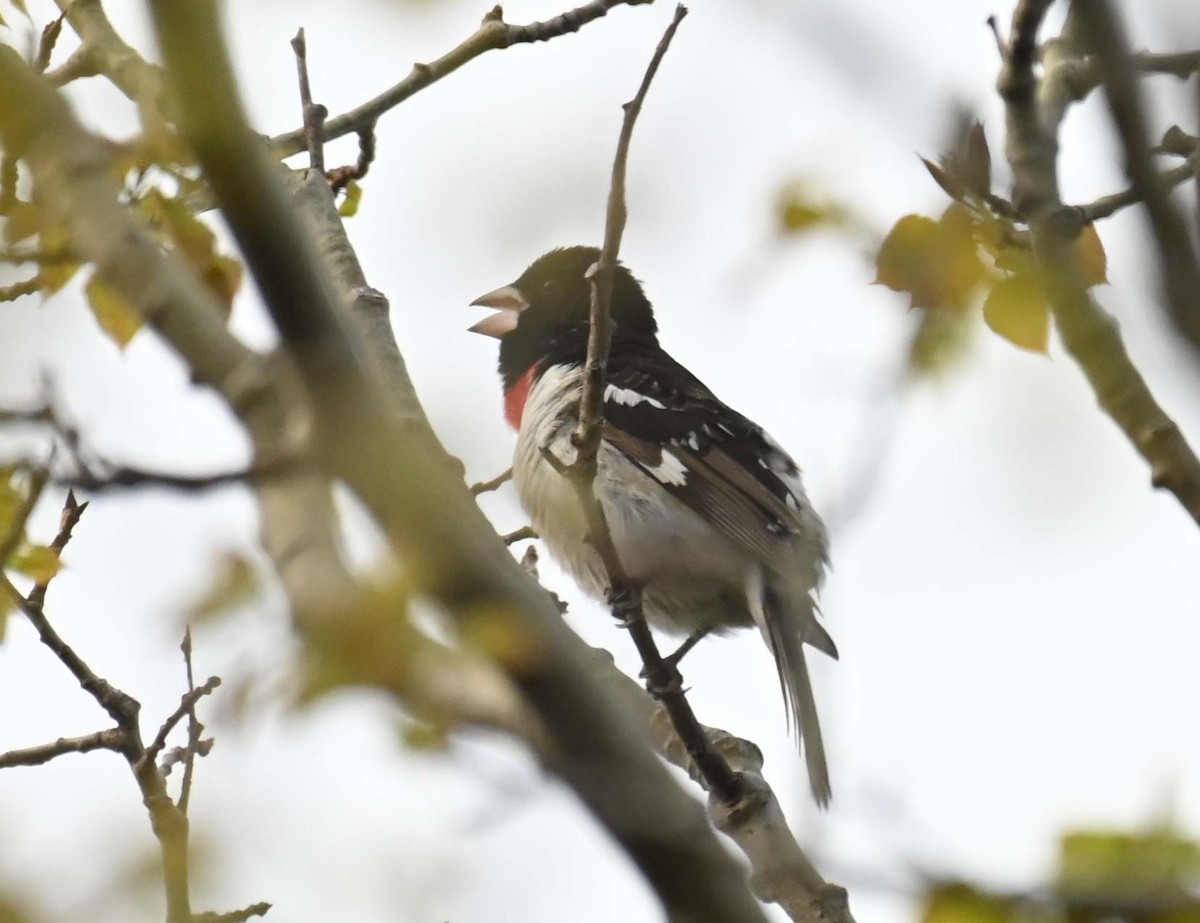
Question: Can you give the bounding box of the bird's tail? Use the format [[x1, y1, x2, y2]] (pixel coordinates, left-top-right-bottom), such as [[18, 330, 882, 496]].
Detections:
[[746, 565, 832, 807]]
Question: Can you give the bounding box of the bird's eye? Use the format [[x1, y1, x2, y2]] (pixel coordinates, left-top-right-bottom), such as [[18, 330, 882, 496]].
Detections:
[[542, 279, 556, 292]]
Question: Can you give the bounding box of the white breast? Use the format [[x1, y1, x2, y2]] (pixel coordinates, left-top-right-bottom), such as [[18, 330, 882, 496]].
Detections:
[[512, 365, 752, 603]]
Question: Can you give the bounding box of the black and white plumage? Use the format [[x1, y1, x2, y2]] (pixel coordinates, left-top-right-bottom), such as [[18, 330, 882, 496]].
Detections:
[[470, 246, 835, 804]]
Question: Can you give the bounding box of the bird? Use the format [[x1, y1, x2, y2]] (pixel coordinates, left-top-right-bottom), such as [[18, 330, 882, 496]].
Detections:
[[469, 245, 835, 805]]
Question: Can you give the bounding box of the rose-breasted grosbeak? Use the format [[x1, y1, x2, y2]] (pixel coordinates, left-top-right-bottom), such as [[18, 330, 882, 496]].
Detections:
[[470, 246, 835, 804]]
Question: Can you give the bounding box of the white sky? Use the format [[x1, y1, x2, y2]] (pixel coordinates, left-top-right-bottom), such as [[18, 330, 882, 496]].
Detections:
[[2, 1, 1200, 922]]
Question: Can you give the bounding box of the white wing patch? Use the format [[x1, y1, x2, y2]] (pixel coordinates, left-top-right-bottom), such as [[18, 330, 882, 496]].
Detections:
[[604, 384, 666, 410], [644, 449, 688, 486]]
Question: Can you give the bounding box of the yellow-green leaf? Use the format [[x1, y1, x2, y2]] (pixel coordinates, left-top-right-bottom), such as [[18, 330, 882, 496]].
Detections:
[[3, 202, 41, 244], [907, 302, 974, 379], [85, 273, 143, 348], [875, 207, 984, 310], [0, 593, 11, 644], [1074, 224, 1108, 288], [922, 884, 1013, 923], [187, 554, 258, 623], [1058, 829, 1200, 897], [10, 543, 60, 583], [338, 180, 363, 218], [983, 273, 1050, 353], [202, 254, 243, 316]]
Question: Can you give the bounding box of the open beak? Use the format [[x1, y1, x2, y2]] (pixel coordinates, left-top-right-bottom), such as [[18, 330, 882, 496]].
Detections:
[[469, 284, 528, 338]]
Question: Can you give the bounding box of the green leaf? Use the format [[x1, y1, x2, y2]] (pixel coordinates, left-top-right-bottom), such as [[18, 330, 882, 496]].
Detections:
[[85, 273, 143, 348], [10, 543, 59, 583], [338, 180, 363, 218], [983, 272, 1050, 353]]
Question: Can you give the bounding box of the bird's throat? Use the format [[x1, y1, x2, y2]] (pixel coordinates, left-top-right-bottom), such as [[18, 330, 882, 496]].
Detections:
[[504, 363, 541, 430]]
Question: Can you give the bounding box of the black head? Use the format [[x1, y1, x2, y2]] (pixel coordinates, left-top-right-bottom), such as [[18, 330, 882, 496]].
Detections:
[[470, 246, 658, 386]]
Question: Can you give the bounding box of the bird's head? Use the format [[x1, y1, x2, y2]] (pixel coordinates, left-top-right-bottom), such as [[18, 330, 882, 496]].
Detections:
[[470, 246, 657, 386]]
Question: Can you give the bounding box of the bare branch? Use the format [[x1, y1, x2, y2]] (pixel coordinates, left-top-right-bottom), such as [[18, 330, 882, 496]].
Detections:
[[177, 630, 202, 814], [193, 903, 272, 923], [567, 4, 751, 810], [470, 467, 512, 495], [290, 28, 327, 176], [270, 0, 653, 159], [1073, 156, 1197, 224], [500, 525, 538, 544], [143, 676, 222, 765], [0, 728, 124, 768]]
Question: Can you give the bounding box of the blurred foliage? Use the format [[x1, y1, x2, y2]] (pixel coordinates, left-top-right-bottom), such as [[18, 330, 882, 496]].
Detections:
[[919, 825, 1200, 923], [0, 468, 58, 641], [0, 0, 30, 29], [875, 119, 1107, 376], [0, 102, 239, 350], [776, 179, 852, 237], [186, 552, 261, 624]]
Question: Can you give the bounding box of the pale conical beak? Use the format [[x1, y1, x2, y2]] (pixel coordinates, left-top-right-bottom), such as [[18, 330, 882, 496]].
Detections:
[[469, 284, 528, 338]]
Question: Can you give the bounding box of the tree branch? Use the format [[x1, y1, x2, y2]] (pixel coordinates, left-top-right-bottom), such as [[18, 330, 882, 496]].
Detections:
[[0, 491, 218, 923], [567, 2, 747, 807], [147, 2, 774, 919], [1070, 0, 1200, 359], [0, 728, 125, 769], [270, 0, 653, 159], [998, 0, 1200, 528]]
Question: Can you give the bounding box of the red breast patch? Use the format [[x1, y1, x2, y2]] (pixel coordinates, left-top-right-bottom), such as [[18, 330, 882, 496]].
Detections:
[[504, 363, 541, 430]]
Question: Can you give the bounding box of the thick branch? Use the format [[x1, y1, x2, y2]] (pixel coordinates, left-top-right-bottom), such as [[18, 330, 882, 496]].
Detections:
[[147, 2, 771, 920], [1072, 0, 1200, 358], [270, 0, 652, 159], [998, 1, 1200, 528]]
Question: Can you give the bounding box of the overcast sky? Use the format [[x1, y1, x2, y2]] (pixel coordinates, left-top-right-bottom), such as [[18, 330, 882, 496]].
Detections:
[[3, 2, 1200, 922]]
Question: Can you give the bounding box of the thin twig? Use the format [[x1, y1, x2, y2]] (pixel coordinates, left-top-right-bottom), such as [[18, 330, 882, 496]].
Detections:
[[500, 525, 538, 545], [326, 125, 376, 192], [193, 902, 272, 923], [178, 630, 201, 814], [1075, 157, 1197, 223], [290, 28, 327, 175], [143, 675, 222, 764], [0, 728, 124, 768], [567, 3, 744, 807], [270, 0, 653, 159], [470, 467, 512, 495]]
